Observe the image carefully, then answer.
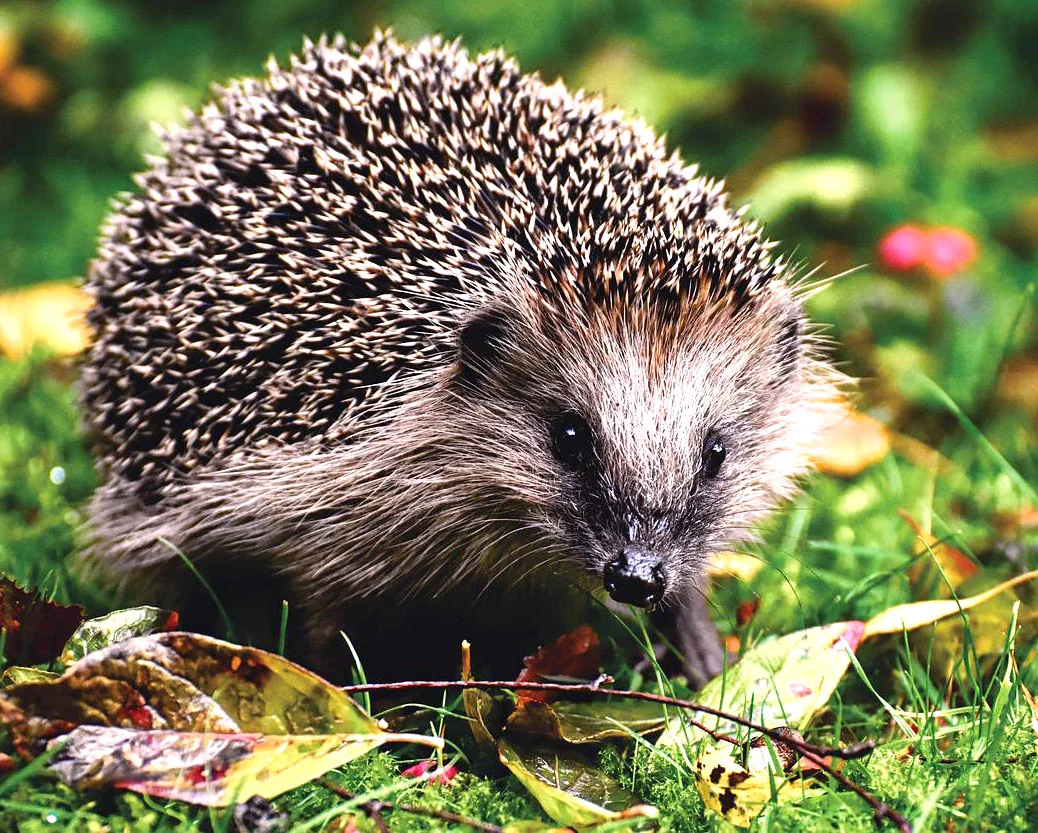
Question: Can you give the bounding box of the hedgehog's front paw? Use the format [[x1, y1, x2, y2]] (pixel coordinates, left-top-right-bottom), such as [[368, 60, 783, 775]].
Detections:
[[654, 591, 723, 690]]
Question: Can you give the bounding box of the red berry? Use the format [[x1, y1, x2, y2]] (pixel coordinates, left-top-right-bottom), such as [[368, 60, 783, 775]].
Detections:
[[925, 227, 978, 277], [877, 224, 928, 271]]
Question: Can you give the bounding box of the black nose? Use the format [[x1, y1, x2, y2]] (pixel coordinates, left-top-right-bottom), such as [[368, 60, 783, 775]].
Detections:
[[602, 548, 665, 607]]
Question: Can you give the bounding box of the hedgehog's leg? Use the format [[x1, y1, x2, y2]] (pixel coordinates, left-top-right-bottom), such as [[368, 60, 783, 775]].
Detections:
[[655, 591, 723, 690]]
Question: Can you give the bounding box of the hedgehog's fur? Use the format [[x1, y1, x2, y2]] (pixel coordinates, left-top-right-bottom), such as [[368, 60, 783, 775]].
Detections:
[[81, 32, 839, 682]]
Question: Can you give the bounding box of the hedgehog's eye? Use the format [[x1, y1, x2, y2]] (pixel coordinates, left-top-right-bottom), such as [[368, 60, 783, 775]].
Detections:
[[550, 411, 593, 471], [702, 434, 726, 479]]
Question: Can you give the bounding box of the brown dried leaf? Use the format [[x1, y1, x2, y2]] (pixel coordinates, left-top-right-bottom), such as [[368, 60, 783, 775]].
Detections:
[[0, 577, 84, 665]]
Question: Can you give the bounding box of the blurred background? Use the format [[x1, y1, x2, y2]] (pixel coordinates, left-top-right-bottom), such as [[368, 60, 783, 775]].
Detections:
[[0, 0, 1035, 618]]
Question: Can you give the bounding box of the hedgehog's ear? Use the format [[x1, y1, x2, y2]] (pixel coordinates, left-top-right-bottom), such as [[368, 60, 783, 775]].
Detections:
[[456, 306, 513, 387]]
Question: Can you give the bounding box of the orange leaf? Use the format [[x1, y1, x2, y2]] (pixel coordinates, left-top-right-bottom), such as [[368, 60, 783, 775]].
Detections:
[[1, 65, 55, 112], [898, 510, 979, 594], [809, 399, 890, 477], [515, 625, 601, 703], [997, 357, 1038, 415]]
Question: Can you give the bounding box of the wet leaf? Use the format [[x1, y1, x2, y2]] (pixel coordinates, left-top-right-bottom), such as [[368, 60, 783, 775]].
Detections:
[[808, 399, 890, 477], [497, 738, 656, 829], [506, 698, 667, 744], [0, 666, 59, 687], [863, 570, 1038, 639], [516, 625, 602, 703], [0, 577, 84, 665], [61, 606, 179, 664], [463, 687, 509, 753], [46, 725, 394, 805], [0, 632, 440, 805], [659, 621, 865, 748]]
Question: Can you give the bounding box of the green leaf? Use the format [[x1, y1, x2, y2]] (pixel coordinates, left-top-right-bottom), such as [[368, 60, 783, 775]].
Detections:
[[497, 738, 656, 829], [658, 621, 865, 748], [506, 698, 667, 744], [60, 606, 178, 664], [0, 666, 59, 687]]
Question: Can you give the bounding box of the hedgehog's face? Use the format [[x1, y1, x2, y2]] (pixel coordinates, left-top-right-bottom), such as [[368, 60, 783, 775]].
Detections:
[[454, 287, 823, 609]]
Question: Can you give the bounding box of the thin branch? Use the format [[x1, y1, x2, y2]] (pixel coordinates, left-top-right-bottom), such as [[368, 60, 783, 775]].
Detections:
[[341, 677, 875, 759], [318, 778, 503, 833], [340, 677, 909, 833]]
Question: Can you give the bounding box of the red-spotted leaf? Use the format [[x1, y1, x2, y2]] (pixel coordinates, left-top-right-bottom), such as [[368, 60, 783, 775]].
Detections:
[[0, 632, 440, 805], [659, 621, 864, 747]]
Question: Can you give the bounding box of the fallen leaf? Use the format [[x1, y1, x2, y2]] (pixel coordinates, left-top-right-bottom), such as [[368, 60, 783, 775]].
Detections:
[[0, 632, 441, 805], [506, 698, 666, 744], [0, 577, 84, 665], [693, 745, 807, 828], [47, 725, 403, 804], [0, 282, 91, 358], [658, 621, 865, 748], [0, 666, 59, 687], [898, 511, 979, 596], [708, 551, 764, 582], [736, 599, 761, 628], [497, 738, 656, 829], [463, 686, 509, 754], [61, 606, 179, 664], [808, 399, 890, 477], [516, 626, 601, 703], [863, 570, 1038, 639]]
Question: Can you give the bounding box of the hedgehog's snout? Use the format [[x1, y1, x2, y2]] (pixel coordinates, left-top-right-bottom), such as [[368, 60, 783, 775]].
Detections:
[[602, 546, 666, 608]]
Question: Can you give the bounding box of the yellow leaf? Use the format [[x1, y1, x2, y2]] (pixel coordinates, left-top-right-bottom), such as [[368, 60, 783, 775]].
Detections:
[[47, 726, 435, 806], [707, 551, 763, 582], [693, 746, 804, 828], [863, 570, 1038, 639], [0, 283, 91, 358]]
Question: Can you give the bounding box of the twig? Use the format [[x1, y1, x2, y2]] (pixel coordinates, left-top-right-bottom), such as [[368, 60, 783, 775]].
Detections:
[[341, 677, 875, 759], [341, 678, 909, 832], [318, 778, 503, 833]]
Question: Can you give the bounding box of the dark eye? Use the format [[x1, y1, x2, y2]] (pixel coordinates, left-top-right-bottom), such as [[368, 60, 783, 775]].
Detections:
[[550, 411, 593, 471], [702, 434, 726, 479]]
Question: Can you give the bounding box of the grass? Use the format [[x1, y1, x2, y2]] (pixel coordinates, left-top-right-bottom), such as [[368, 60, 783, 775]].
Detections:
[[2, 0, 1037, 827], [1, 339, 1036, 831]]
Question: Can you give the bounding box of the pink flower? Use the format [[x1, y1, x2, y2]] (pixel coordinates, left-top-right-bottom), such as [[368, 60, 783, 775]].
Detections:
[[401, 759, 459, 785], [877, 223, 980, 278], [925, 227, 978, 277], [878, 224, 928, 271]]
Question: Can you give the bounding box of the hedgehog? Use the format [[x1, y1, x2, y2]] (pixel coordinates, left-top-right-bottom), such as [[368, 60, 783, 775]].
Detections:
[[80, 32, 839, 686]]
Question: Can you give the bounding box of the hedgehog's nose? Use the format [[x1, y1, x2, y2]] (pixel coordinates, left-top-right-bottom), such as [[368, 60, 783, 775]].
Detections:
[[603, 548, 665, 608]]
